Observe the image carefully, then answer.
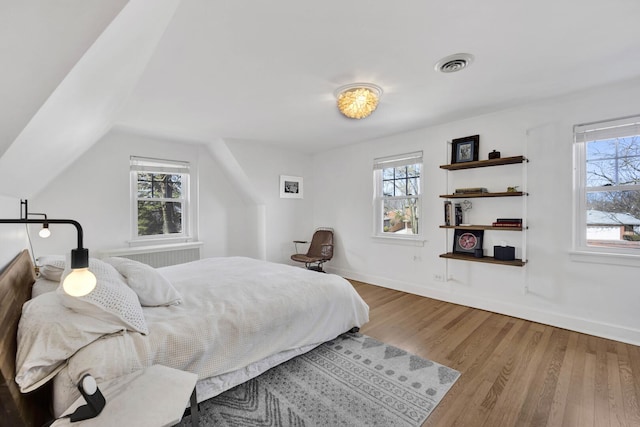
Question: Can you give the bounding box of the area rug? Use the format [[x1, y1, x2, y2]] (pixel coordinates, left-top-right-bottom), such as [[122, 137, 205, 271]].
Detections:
[[178, 333, 460, 427]]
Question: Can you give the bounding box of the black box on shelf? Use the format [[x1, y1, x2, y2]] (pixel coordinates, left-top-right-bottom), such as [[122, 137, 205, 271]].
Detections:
[[494, 245, 515, 261]]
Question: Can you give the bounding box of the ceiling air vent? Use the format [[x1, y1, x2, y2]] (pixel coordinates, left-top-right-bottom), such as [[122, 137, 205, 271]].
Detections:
[[434, 53, 475, 73]]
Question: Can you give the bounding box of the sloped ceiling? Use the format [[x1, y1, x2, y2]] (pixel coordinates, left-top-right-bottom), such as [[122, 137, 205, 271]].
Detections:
[[2, 0, 640, 198]]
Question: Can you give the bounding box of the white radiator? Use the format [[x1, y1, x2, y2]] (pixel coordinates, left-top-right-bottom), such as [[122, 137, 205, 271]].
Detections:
[[100, 242, 202, 268]]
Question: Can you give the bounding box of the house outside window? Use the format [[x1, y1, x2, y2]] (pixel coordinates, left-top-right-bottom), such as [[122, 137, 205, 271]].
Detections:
[[573, 115, 640, 255], [373, 151, 423, 240], [130, 156, 190, 241]]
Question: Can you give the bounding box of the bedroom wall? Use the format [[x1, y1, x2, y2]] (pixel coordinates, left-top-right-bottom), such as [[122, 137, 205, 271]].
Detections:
[[313, 76, 640, 345], [29, 129, 249, 260], [0, 195, 29, 269], [224, 139, 315, 264], [27, 129, 314, 266]]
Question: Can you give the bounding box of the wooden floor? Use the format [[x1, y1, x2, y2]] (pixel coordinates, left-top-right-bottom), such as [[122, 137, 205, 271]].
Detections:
[[350, 280, 640, 427]]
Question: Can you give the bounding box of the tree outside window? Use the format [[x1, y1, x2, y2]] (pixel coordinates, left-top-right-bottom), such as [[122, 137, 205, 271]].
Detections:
[[131, 157, 190, 240], [575, 117, 640, 253], [373, 152, 423, 239]]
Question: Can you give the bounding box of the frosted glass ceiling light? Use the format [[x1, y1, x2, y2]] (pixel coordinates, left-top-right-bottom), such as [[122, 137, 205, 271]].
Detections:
[[335, 83, 382, 119]]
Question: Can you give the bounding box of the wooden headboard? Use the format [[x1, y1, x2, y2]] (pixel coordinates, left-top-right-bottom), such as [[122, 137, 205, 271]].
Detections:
[[0, 250, 52, 426]]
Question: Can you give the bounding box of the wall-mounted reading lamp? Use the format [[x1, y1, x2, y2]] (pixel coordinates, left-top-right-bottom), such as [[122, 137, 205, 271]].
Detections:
[[0, 200, 96, 296], [26, 211, 51, 238]]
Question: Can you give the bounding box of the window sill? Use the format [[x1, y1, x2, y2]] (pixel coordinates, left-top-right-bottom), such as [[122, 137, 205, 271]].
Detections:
[[569, 250, 640, 268], [372, 235, 426, 247]]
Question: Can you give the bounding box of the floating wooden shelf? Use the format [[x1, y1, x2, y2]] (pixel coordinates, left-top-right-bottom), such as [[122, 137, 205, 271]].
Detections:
[[440, 191, 526, 199], [440, 225, 524, 231], [440, 155, 527, 171], [439, 252, 526, 267]]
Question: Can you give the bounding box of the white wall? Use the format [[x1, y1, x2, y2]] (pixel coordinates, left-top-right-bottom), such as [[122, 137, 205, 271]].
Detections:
[[225, 139, 315, 264], [30, 129, 249, 259], [313, 77, 640, 345], [27, 129, 314, 266], [0, 195, 29, 269]]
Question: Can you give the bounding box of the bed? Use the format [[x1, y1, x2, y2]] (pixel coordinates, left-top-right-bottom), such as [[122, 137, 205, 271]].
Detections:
[[0, 250, 369, 426]]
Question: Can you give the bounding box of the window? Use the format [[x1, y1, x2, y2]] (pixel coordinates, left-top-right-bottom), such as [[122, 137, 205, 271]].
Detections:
[[373, 152, 423, 239], [574, 115, 640, 255], [130, 156, 190, 240]]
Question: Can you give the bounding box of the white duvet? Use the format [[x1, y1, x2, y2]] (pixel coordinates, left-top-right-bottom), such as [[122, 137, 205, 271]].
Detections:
[[52, 257, 369, 416]]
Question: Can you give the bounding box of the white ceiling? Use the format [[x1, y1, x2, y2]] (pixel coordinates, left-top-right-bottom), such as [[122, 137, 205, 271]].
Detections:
[[2, 0, 640, 163], [115, 0, 640, 152]]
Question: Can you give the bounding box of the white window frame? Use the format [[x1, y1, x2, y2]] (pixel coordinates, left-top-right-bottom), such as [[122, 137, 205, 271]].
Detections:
[[373, 151, 424, 241], [130, 156, 191, 242], [573, 115, 640, 259]]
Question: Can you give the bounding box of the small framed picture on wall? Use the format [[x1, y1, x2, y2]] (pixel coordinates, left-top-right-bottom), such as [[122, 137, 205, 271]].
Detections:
[[451, 134, 480, 164], [280, 175, 303, 198]]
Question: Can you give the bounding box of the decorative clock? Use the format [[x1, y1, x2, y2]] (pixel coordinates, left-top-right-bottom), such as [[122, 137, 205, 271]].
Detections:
[[453, 229, 484, 255]]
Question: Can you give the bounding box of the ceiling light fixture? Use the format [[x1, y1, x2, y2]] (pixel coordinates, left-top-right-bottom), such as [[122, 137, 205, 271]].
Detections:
[[335, 83, 383, 119], [434, 53, 475, 73]]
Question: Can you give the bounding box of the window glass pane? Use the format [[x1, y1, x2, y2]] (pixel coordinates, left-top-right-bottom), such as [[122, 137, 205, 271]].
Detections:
[[395, 166, 407, 179], [148, 174, 183, 199], [586, 159, 617, 187], [585, 190, 640, 249], [383, 181, 394, 197], [137, 201, 183, 236], [406, 164, 420, 177], [394, 179, 407, 196], [137, 174, 152, 198], [407, 177, 420, 195], [382, 198, 419, 235], [586, 137, 640, 186], [586, 139, 618, 160], [382, 168, 395, 180]]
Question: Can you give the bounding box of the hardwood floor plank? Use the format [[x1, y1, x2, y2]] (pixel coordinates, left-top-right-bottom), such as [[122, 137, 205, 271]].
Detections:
[[617, 342, 640, 426], [349, 281, 640, 427]]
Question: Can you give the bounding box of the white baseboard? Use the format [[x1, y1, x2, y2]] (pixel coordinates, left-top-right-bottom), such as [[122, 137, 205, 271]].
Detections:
[[327, 266, 640, 347]]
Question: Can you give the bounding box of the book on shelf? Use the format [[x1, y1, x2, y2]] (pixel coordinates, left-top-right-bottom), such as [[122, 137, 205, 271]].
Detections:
[[443, 201, 452, 226], [492, 218, 522, 228], [491, 222, 522, 228], [495, 218, 522, 223], [454, 203, 463, 226], [454, 187, 488, 194]]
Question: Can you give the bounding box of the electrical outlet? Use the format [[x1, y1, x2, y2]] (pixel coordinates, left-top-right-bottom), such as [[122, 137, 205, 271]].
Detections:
[[413, 255, 422, 262], [433, 274, 444, 282]]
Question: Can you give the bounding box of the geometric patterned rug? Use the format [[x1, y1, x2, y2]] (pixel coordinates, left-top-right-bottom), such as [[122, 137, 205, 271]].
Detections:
[[177, 332, 460, 426]]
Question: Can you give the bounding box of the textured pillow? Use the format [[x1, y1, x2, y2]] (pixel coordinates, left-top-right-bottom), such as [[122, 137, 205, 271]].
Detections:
[[31, 277, 60, 298], [16, 291, 125, 393], [37, 255, 66, 281], [104, 257, 182, 307], [57, 259, 148, 334]]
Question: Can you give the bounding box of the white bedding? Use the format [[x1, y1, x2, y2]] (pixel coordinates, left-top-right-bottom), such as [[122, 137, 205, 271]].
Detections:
[[51, 257, 369, 416]]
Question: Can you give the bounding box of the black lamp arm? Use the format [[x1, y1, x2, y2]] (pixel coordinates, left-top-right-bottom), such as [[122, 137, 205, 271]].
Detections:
[[0, 218, 88, 268]]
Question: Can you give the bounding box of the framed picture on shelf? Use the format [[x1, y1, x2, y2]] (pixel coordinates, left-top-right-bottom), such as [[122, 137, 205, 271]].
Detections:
[[453, 229, 484, 255], [279, 175, 303, 198], [451, 134, 479, 164]]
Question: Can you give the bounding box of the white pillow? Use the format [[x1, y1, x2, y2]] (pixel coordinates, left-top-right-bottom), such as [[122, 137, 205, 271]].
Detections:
[[31, 277, 59, 298], [16, 292, 125, 393], [57, 259, 148, 335], [37, 255, 66, 281], [104, 257, 182, 307]]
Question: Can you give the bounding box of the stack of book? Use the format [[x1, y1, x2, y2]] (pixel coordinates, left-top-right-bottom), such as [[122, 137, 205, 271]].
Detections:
[[454, 187, 488, 194], [443, 201, 464, 226], [491, 218, 523, 228]]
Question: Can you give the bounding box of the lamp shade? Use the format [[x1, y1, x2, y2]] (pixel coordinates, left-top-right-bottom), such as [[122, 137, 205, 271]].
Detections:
[[63, 268, 97, 297], [335, 83, 382, 119]]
